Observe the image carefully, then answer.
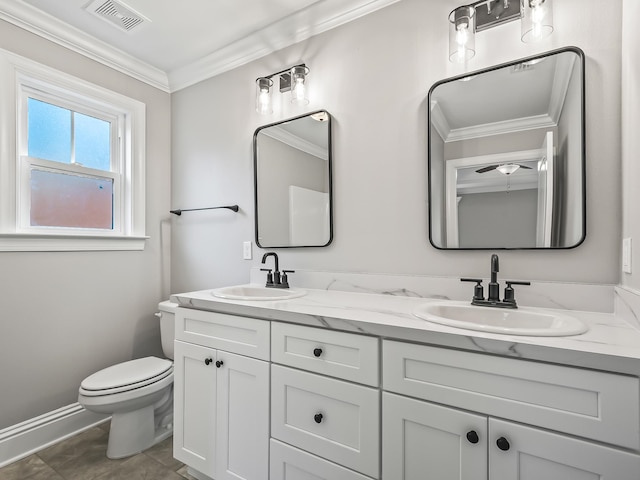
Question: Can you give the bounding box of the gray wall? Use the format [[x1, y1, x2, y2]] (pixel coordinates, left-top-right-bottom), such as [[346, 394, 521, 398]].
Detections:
[[459, 190, 538, 248], [172, 0, 622, 292], [0, 22, 171, 428], [622, 0, 640, 290]]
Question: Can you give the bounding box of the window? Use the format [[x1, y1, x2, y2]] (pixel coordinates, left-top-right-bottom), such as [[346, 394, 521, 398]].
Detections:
[[0, 49, 146, 251]]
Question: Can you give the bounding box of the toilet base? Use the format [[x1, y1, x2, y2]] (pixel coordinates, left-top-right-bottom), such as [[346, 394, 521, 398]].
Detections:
[[106, 405, 173, 459]]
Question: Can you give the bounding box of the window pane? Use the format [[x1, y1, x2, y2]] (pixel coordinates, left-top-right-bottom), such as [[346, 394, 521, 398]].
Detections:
[[75, 112, 111, 171], [27, 98, 71, 164], [30, 169, 113, 230]]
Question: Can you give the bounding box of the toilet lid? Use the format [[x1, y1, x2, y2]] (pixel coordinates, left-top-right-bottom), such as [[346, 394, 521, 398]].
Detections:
[[81, 357, 173, 393]]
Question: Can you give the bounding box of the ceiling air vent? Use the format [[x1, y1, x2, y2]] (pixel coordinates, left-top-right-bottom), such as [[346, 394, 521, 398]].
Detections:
[[85, 0, 148, 33]]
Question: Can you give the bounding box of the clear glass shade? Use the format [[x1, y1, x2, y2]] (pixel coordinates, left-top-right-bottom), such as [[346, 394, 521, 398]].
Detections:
[[521, 0, 553, 43], [290, 66, 310, 105], [449, 6, 476, 63], [255, 77, 273, 115]]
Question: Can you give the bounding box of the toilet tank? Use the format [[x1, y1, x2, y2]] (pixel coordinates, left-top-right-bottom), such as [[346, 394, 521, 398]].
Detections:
[[157, 300, 178, 360]]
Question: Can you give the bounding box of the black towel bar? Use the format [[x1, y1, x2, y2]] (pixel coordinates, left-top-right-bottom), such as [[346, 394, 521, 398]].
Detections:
[[170, 205, 239, 215]]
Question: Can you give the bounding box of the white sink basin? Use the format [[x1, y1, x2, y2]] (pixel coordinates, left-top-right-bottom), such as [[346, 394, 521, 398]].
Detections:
[[413, 301, 588, 337], [211, 285, 306, 301]]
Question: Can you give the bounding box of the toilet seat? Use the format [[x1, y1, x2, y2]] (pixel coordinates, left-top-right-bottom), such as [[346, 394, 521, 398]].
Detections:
[[80, 357, 173, 397]]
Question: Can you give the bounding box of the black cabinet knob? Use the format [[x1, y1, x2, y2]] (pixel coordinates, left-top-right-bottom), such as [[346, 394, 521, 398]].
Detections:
[[496, 437, 510, 451], [314, 413, 323, 424], [313, 348, 323, 358], [466, 430, 479, 444], [216, 360, 224, 368], [204, 358, 213, 365]]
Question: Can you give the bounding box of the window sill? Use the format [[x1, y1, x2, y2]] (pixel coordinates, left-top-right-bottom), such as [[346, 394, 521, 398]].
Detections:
[[0, 234, 149, 252]]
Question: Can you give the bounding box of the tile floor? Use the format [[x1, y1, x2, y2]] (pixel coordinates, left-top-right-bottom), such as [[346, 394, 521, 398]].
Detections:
[[0, 422, 196, 480]]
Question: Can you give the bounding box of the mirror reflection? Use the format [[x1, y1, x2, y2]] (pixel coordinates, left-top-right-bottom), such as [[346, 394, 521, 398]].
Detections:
[[428, 47, 585, 249], [254, 110, 332, 248]]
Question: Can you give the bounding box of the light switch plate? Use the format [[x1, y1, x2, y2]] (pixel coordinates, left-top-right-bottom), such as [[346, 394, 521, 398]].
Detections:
[[243, 241, 252, 260], [623, 237, 632, 274]]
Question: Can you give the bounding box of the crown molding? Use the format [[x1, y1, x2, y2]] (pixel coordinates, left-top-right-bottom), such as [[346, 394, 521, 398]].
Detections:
[[168, 0, 401, 92], [0, 0, 400, 93], [547, 53, 576, 124], [446, 113, 556, 142], [430, 101, 451, 141], [0, 0, 167, 93], [262, 126, 328, 160]]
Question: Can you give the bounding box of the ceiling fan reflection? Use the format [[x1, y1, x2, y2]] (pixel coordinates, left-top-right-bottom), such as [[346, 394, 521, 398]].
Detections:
[[475, 163, 532, 175]]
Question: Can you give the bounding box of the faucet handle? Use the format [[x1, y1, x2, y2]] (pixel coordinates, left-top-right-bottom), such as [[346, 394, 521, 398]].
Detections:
[[260, 268, 274, 286], [281, 270, 295, 288], [503, 280, 531, 305], [461, 278, 485, 302]]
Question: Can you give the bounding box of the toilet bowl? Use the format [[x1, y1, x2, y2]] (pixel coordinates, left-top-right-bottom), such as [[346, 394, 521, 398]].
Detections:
[[78, 300, 178, 459]]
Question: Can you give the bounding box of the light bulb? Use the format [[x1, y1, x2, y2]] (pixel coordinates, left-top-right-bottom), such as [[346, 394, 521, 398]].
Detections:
[[456, 26, 469, 61], [292, 77, 307, 104], [521, 0, 553, 43], [531, 3, 545, 38]]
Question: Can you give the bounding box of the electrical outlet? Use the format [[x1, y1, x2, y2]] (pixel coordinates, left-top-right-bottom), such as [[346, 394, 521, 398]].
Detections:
[[243, 241, 252, 260], [623, 238, 632, 274]]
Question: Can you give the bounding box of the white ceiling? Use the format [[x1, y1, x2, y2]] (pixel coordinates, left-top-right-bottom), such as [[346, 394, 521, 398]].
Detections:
[[0, 0, 400, 92]]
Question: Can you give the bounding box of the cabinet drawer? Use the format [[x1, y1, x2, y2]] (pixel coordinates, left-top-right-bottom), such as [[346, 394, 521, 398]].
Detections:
[[271, 322, 379, 386], [383, 340, 640, 450], [271, 365, 380, 478], [175, 308, 269, 360], [270, 439, 374, 480]]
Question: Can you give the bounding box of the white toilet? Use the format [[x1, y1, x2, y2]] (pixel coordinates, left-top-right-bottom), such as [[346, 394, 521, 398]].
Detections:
[[78, 300, 178, 459]]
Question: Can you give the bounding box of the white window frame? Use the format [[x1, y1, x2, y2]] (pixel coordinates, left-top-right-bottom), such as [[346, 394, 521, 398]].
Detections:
[[0, 48, 147, 251]]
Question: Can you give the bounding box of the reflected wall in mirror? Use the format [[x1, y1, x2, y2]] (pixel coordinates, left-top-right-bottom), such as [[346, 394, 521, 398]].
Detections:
[[254, 110, 332, 248], [428, 47, 585, 250]]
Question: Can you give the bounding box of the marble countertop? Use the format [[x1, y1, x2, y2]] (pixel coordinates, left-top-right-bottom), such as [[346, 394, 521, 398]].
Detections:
[[171, 285, 640, 376]]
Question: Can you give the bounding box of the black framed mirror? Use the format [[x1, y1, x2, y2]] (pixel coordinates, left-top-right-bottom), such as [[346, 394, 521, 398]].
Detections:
[[254, 110, 333, 248], [428, 47, 585, 250]]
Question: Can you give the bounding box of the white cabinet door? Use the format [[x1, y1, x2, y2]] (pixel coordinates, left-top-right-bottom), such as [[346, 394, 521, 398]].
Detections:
[[215, 351, 269, 480], [173, 340, 217, 477], [489, 419, 640, 480], [382, 392, 488, 480]]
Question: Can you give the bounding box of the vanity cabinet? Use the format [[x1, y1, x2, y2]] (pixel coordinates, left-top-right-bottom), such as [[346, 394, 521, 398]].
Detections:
[[382, 340, 640, 479], [171, 298, 640, 480], [173, 308, 270, 480]]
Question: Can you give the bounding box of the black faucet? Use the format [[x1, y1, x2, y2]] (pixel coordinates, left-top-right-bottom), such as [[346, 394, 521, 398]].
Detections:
[[488, 253, 500, 302], [461, 254, 530, 309], [261, 252, 295, 289]]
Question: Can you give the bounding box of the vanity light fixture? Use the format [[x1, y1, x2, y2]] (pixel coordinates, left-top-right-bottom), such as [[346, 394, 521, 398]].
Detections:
[[255, 64, 310, 115], [449, 0, 553, 63]]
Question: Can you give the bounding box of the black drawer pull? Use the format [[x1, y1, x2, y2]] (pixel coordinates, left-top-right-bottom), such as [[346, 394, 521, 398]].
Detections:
[[314, 413, 323, 424], [313, 348, 323, 357], [216, 360, 224, 368], [204, 358, 213, 365]]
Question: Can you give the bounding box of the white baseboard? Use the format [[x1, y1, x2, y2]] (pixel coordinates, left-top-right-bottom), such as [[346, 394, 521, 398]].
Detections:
[[0, 403, 109, 468]]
